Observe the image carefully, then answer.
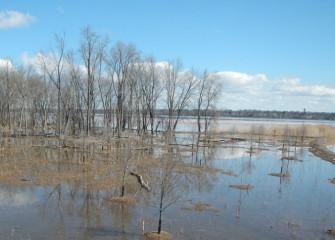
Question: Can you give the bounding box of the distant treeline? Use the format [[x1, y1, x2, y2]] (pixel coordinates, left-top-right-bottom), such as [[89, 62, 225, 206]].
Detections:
[[153, 109, 335, 121]]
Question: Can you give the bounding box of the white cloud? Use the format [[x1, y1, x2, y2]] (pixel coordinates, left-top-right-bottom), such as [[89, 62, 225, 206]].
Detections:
[[21, 52, 88, 77], [20, 52, 40, 67], [0, 10, 36, 29], [17, 54, 335, 112], [273, 78, 335, 97], [0, 58, 14, 70], [0, 190, 38, 206], [216, 71, 335, 112], [217, 71, 269, 94], [155, 61, 170, 69]]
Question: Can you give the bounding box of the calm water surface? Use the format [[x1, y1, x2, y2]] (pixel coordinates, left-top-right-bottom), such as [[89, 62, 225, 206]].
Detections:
[[0, 126, 335, 239]]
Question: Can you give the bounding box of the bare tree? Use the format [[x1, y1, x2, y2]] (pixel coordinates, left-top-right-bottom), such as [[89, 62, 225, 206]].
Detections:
[[105, 42, 139, 137], [163, 60, 197, 132], [97, 67, 113, 132], [67, 51, 86, 134], [0, 59, 16, 129], [151, 157, 181, 234], [38, 33, 66, 142], [117, 140, 133, 197], [138, 56, 162, 133], [79, 26, 108, 136], [195, 70, 221, 133], [12, 67, 28, 133], [14, 65, 50, 134]]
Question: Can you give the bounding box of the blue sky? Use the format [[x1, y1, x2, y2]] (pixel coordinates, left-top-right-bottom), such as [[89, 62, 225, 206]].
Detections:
[[1, 0, 335, 112]]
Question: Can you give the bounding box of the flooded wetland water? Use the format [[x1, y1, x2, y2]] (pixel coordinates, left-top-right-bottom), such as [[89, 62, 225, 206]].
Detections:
[[1, 120, 335, 239]]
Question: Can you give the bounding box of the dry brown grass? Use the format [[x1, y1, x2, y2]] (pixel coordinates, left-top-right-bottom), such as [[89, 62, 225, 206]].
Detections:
[[104, 196, 136, 204], [229, 184, 255, 190], [181, 202, 219, 213], [221, 124, 335, 141], [309, 141, 335, 165], [268, 173, 290, 178]]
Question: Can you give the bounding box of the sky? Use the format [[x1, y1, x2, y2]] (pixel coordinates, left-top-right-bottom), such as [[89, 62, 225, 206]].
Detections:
[[0, 0, 335, 112]]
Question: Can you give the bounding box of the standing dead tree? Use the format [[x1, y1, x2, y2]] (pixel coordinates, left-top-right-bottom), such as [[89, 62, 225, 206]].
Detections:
[[137, 56, 162, 133], [151, 155, 181, 235], [79, 26, 108, 136], [38, 33, 66, 143], [163, 60, 198, 132], [195, 70, 221, 133], [66, 51, 85, 134], [0, 59, 16, 129], [105, 42, 139, 137]]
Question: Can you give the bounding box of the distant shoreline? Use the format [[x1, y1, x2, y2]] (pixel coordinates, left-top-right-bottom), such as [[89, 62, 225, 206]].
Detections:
[[153, 109, 335, 121]]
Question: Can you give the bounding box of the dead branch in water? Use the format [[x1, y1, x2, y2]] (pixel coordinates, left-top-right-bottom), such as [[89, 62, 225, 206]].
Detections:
[[128, 169, 151, 192]]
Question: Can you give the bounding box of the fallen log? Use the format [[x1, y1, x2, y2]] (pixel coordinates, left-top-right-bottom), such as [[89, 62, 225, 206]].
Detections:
[[309, 140, 335, 165], [129, 169, 151, 192]]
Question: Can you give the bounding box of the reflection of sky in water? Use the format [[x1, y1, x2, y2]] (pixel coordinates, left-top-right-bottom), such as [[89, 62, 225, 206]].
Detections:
[[173, 146, 335, 239], [0, 141, 335, 239], [210, 150, 335, 240], [173, 117, 335, 132], [0, 189, 39, 206]]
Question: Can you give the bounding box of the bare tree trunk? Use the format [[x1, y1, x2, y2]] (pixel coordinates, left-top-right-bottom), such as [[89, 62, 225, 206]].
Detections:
[[158, 206, 163, 234], [79, 26, 108, 136], [163, 61, 197, 132]]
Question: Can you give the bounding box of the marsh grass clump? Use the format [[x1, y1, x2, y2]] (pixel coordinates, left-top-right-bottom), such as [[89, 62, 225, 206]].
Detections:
[[104, 196, 136, 204], [269, 173, 290, 178], [328, 178, 335, 184], [221, 124, 335, 149], [181, 201, 219, 213], [143, 231, 172, 240], [229, 184, 255, 190]]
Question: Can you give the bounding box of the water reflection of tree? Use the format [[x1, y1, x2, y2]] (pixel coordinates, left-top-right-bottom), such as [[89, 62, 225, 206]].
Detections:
[[240, 153, 255, 175], [234, 155, 255, 218], [236, 189, 242, 218], [191, 133, 217, 165], [147, 132, 220, 235], [231, 183, 252, 219], [151, 156, 181, 234], [177, 133, 219, 194], [278, 156, 291, 194], [249, 125, 256, 153], [1, 133, 236, 238], [39, 184, 65, 239], [144, 133, 183, 234], [107, 202, 134, 239]]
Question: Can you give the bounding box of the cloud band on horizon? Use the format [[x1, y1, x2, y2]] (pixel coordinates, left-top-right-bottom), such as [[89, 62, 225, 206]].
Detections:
[[4, 53, 335, 113], [0, 10, 35, 29]]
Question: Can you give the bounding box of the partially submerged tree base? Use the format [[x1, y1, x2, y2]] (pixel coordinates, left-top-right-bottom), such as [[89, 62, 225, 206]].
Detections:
[[143, 231, 172, 240]]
